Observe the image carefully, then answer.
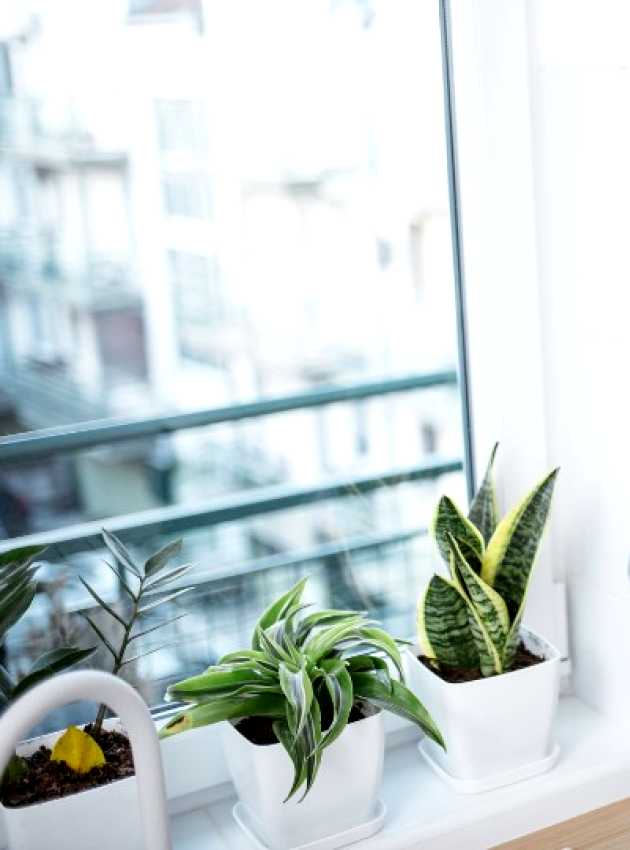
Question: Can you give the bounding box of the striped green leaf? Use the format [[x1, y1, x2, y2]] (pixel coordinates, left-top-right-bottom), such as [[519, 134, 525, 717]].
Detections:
[[279, 661, 313, 736], [481, 468, 559, 619], [468, 443, 499, 544], [432, 496, 485, 573], [252, 577, 308, 650], [417, 575, 478, 669], [448, 535, 509, 655], [319, 659, 353, 751], [159, 693, 286, 738], [351, 673, 445, 749]]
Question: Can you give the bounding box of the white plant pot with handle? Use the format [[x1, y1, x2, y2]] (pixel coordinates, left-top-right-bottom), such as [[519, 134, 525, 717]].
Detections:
[[404, 628, 561, 792], [0, 671, 171, 850], [1, 721, 144, 850], [221, 707, 384, 850]]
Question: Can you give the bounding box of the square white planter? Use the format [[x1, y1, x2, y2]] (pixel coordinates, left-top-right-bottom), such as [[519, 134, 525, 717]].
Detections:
[[404, 628, 561, 792], [221, 708, 384, 850], [1, 721, 144, 850]]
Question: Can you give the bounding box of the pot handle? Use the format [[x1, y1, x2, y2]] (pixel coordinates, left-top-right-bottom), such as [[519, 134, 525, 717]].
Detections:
[[0, 670, 171, 850]]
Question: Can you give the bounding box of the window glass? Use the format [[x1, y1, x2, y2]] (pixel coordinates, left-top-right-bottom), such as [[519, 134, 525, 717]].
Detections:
[[0, 0, 468, 733]]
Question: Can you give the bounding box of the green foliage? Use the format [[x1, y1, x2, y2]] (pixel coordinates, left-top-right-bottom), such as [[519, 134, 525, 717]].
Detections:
[[0, 546, 95, 784], [161, 578, 444, 801], [418, 445, 559, 676], [82, 530, 192, 733]]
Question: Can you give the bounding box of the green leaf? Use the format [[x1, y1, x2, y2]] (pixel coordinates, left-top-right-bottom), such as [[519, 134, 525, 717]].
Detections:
[[138, 587, 191, 614], [0, 578, 36, 641], [295, 609, 360, 643], [167, 665, 273, 701], [302, 615, 364, 663], [319, 661, 353, 751], [145, 563, 193, 590], [355, 626, 403, 679], [0, 545, 46, 569], [101, 529, 141, 578], [102, 560, 136, 600], [468, 442, 499, 545], [130, 612, 188, 642], [80, 613, 118, 659], [144, 539, 183, 577], [351, 673, 445, 750], [417, 575, 478, 669], [159, 693, 286, 738], [481, 468, 559, 618], [448, 534, 509, 655], [79, 577, 127, 628], [432, 495, 485, 573], [273, 719, 307, 802], [279, 661, 313, 736], [252, 577, 308, 649], [0, 664, 16, 703], [12, 647, 96, 700]]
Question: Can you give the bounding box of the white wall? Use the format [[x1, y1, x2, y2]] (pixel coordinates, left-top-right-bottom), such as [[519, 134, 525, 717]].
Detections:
[[527, 0, 630, 721]]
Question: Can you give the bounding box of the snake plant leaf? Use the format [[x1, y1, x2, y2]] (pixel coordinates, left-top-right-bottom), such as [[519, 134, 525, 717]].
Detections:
[[481, 468, 559, 618], [101, 529, 141, 578], [468, 442, 499, 545], [417, 575, 478, 669], [351, 673, 445, 749], [432, 495, 485, 573], [144, 539, 183, 577], [51, 726, 106, 774], [279, 661, 313, 736], [11, 647, 96, 701], [501, 604, 525, 671], [252, 577, 308, 649], [159, 693, 286, 738], [448, 535, 509, 654], [465, 598, 503, 676]]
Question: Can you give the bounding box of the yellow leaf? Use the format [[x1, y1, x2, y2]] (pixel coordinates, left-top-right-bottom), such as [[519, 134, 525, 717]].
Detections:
[[50, 726, 106, 774]]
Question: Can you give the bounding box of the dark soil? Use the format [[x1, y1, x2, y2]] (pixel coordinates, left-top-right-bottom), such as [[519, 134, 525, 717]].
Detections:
[[1, 725, 135, 808], [418, 643, 544, 684], [235, 700, 376, 746]]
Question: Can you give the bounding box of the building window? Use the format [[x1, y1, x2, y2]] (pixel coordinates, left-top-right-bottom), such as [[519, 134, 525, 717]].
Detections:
[[162, 173, 212, 219], [169, 250, 223, 362], [155, 99, 207, 155]]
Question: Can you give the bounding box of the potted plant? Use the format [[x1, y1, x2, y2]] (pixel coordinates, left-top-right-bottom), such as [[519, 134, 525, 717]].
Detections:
[[0, 531, 191, 850], [160, 576, 444, 850], [405, 444, 562, 792]]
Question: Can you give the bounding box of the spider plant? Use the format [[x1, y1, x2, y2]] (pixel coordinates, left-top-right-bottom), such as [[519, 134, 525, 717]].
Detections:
[[160, 577, 444, 801]]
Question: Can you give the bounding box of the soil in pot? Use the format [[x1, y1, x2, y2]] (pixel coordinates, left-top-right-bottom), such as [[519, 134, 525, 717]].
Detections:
[[418, 642, 544, 684], [1, 725, 135, 808], [235, 700, 376, 746]]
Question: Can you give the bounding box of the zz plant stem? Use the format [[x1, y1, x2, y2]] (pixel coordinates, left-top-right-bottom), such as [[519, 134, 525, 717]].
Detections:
[[81, 530, 192, 735]]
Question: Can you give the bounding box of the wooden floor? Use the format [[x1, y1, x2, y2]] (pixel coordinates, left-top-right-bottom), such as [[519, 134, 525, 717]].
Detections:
[[493, 797, 630, 849]]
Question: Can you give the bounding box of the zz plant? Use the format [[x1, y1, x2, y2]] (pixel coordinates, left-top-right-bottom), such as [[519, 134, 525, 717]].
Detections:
[[161, 577, 444, 800], [81, 529, 192, 734], [418, 444, 559, 677]]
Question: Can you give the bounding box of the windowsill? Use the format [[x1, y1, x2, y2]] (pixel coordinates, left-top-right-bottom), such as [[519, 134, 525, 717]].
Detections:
[[169, 697, 630, 849]]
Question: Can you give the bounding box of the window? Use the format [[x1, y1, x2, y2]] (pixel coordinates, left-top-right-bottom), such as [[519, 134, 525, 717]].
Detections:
[[0, 0, 469, 734]]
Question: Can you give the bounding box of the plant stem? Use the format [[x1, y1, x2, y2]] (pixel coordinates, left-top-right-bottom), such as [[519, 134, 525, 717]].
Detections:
[[92, 575, 144, 736]]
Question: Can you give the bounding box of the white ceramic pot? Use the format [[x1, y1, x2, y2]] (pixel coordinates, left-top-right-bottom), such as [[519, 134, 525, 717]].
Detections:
[[404, 628, 561, 792], [221, 708, 384, 850], [1, 721, 144, 850]]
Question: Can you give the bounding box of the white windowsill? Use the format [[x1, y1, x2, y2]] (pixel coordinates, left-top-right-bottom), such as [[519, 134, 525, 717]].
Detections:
[[169, 697, 630, 850]]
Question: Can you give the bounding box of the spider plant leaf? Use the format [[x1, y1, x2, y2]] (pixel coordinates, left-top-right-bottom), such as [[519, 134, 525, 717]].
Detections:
[[159, 693, 286, 738], [468, 442, 499, 544], [319, 661, 353, 751], [356, 626, 403, 678], [417, 575, 478, 669], [167, 665, 272, 701], [279, 661, 313, 736], [432, 495, 485, 573], [144, 539, 183, 577], [481, 468, 559, 618], [252, 577, 308, 649], [273, 719, 307, 802], [448, 534, 509, 654], [79, 577, 127, 628], [101, 529, 141, 578], [351, 672, 445, 749], [12, 647, 96, 700]]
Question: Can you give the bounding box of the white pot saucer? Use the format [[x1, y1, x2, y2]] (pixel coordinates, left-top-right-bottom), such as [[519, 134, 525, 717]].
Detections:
[[418, 739, 560, 794], [232, 799, 386, 850]]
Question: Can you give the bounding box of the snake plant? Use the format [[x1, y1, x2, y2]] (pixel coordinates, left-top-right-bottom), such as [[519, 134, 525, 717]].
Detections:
[[161, 577, 444, 801], [418, 445, 559, 677], [0, 546, 95, 783]]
